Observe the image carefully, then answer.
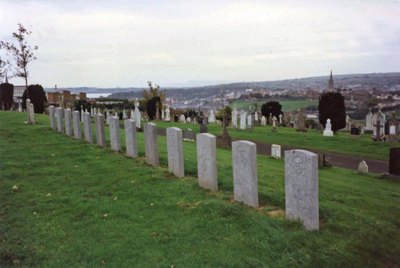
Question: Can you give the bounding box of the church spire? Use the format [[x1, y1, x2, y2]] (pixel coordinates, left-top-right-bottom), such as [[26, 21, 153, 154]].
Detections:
[[328, 70, 334, 91]]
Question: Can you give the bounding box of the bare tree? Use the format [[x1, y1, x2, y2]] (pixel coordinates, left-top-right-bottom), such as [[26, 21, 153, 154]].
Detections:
[[0, 23, 38, 87]]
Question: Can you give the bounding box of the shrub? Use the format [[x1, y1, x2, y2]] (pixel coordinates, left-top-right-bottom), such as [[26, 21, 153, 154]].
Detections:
[[22, 84, 47, 113], [318, 92, 346, 132], [0, 82, 14, 110]]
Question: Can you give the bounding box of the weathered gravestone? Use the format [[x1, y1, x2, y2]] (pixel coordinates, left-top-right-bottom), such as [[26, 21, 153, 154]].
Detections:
[[125, 119, 138, 158], [26, 99, 35, 124], [183, 129, 196, 141], [389, 147, 400, 176], [49, 106, 56, 130], [56, 108, 64, 133], [167, 127, 184, 178], [72, 111, 81, 139], [196, 133, 218, 192], [95, 114, 106, 147], [232, 141, 258, 207], [285, 149, 319, 230], [271, 144, 281, 159], [64, 109, 72, 136], [109, 116, 121, 152], [358, 161, 368, 173], [144, 123, 159, 167], [83, 112, 93, 143]]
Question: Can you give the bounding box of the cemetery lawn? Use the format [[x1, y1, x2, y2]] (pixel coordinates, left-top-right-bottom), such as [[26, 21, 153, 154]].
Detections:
[[232, 99, 318, 111], [155, 121, 394, 161], [1, 111, 400, 267]]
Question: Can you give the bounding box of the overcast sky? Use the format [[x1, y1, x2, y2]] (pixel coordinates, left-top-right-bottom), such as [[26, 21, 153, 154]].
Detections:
[[0, 0, 399, 88]]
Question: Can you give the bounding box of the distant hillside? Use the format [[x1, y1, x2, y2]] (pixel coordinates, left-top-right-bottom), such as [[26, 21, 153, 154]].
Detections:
[[108, 72, 400, 100], [50, 72, 400, 99]]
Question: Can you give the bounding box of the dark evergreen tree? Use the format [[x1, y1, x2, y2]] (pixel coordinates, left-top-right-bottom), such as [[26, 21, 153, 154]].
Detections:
[[0, 82, 14, 110], [318, 92, 346, 132], [146, 96, 160, 120], [22, 84, 47, 113], [261, 101, 283, 118]]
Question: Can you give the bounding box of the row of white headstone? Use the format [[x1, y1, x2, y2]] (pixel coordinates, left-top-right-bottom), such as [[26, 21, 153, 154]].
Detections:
[[47, 107, 319, 231], [143, 123, 319, 231]]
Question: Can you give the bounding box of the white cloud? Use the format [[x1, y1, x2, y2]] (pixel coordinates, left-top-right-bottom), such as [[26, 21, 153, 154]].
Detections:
[[0, 0, 399, 87]]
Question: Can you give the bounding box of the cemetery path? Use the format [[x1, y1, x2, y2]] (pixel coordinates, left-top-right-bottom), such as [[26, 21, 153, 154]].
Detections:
[[155, 128, 388, 174], [243, 140, 389, 174]]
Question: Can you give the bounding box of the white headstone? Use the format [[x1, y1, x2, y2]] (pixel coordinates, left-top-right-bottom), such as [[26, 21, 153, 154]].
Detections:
[[95, 114, 106, 147], [285, 149, 319, 231], [247, 114, 253, 129], [232, 140, 258, 207], [165, 105, 171, 122], [240, 111, 247, 129], [271, 144, 281, 159], [83, 112, 93, 143], [167, 127, 184, 178], [261, 116, 267, 126], [125, 119, 138, 158], [358, 161, 368, 173], [72, 111, 81, 139], [109, 116, 121, 152], [64, 109, 72, 136], [196, 133, 218, 192], [134, 104, 141, 129], [179, 114, 185, 123], [144, 123, 159, 166], [56, 108, 64, 133], [365, 111, 374, 131], [208, 110, 215, 123], [49, 106, 56, 130]]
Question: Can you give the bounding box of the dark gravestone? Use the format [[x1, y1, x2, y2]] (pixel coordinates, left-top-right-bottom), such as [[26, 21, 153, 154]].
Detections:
[[350, 127, 360, 135], [174, 115, 179, 122], [389, 147, 400, 176], [200, 124, 208, 133], [183, 129, 196, 141], [385, 122, 390, 135]]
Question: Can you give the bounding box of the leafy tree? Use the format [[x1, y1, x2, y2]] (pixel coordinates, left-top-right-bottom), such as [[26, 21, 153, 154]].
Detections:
[[216, 106, 232, 123], [0, 82, 14, 110], [143, 81, 165, 120], [0, 57, 11, 81], [318, 92, 346, 132], [261, 101, 283, 118], [22, 84, 47, 113], [0, 23, 38, 88]]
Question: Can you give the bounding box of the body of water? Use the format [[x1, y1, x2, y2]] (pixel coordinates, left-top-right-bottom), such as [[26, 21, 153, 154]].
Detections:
[[87, 93, 112, 98]]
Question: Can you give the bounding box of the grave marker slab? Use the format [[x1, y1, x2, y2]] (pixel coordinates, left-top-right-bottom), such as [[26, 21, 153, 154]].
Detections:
[[125, 119, 138, 158], [358, 161, 368, 173], [167, 127, 184, 177], [271, 144, 281, 159], [64, 109, 72, 136], [49, 106, 56, 130], [196, 133, 218, 191], [232, 140, 258, 207], [285, 149, 319, 230], [56, 108, 64, 133], [72, 111, 81, 139], [96, 114, 106, 147], [83, 112, 93, 143], [109, 116, 121, 151], [144, 123, 159, 166]]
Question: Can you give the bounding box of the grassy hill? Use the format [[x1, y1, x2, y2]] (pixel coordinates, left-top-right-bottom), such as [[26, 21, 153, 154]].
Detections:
[[0, 112, 399, 267]]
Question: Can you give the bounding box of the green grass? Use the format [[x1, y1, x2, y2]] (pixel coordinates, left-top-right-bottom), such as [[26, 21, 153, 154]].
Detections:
[[155, 121, 395, 161], [1, 111, 400, 267], [232, 99, 318, 112]]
